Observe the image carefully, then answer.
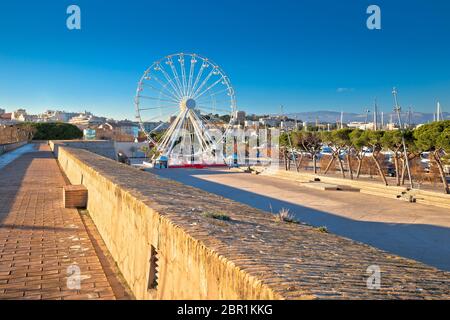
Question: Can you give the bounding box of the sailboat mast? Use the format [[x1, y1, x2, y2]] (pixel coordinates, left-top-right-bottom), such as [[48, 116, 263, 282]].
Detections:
[[392, 87, 413, 188], [373, 99, 378, 130], [437, 101, 441, 121]]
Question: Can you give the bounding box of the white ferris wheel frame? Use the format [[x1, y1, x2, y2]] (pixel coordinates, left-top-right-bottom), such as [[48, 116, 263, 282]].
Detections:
[[134, 53, 237, 161]]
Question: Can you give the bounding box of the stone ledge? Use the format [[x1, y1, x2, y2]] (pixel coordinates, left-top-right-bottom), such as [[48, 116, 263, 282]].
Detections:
[[55, 146, 450, 299], [0, 141, 27, 155], [49, 140, 117, 160], [262, 168, 450, 209]]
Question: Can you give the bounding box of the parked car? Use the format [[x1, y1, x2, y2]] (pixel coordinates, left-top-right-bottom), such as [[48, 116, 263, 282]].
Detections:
[[444, 165, 450, 175], [386, 163, 396, 177], [320, 146, 333, 156], [420, 152, 431, 173], [363, 147, 373, 157]]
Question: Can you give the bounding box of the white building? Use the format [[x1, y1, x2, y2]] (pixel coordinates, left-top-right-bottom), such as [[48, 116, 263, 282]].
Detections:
[[347, 122, 376, 130], [244, 120, 259, 128], [259, 117, 281, 127], [280, 120, 297, 130], [69, 112, 106, 128], [38, 110, 79, 123], [11, 109, 27, 121], [116, 120, 140, 137]]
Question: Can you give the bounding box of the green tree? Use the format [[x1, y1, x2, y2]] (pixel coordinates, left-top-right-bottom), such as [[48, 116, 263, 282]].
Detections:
[[290, 130, 306, 171], [319, 131, 335, 175], [415, 121, 450, 193], [362, 130, 388, 185], [399, 130, 419, 185], [17, 123, 37, 141], [333, 128, 354, 179], [27, 122, 83, 140], [150, 130, 166, 143], [349, 129, 368, 178], [320, 130, 350, 178], [300, 131, 322, 174], [437, 127, 450, 174], [279, 132, 291, 170], [381, 130, 404, 185]]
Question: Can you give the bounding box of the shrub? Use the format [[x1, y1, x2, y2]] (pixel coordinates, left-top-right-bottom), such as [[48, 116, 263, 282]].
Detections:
[[27, 122, 83, 140], [275, 208, 299, 224], [315, 226, 329, 233], [202, 212, 231, 221]]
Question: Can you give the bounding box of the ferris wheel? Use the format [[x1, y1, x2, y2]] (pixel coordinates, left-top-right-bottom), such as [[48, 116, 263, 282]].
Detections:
[[135, 53, 237, 164]]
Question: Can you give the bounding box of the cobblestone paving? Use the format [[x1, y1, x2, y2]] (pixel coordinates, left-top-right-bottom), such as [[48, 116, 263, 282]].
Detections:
[[0, 144, 121, 300]]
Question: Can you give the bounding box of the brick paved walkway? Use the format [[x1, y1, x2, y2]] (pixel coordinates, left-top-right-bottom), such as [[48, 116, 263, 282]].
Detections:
[[0, 144, 126, 300]]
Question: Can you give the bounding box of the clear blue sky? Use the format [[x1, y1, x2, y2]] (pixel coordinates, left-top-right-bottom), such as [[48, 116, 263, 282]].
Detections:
[[0, 0, 449, 119]]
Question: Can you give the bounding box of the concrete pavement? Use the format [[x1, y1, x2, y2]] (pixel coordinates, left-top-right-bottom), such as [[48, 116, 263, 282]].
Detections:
[[150, 168, 450, 271]]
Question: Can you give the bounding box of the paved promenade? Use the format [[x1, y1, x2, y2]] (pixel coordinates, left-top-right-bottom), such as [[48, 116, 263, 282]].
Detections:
[[0, 144, 127, 300], [152, 168, 450, 271]]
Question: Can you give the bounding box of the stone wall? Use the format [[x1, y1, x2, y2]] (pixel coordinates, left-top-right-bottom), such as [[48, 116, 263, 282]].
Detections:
[[0, 125, 29, 145], [0, 141, 27, 155], [49, 140, 117, 160], [114, 141, 147, 158], [53, 145, 450, 300]]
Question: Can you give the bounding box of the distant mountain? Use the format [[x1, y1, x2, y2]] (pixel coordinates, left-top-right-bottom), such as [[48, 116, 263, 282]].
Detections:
[[286, 111, 450, 124]]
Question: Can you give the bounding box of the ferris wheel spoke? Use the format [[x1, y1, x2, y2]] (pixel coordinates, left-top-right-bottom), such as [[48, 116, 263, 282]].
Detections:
[[149, 110, 183, 148], [166, 57, 184, 98], [158, 115, 179, 148], [164, 111, 188, 155], [189, 61, 207, 97], [192, 67, 216, 98], [187, 55, 196, 97], [188, 111, 211, 151], [139, 83, 178, 102], [143, 122, 169, 146], [138, 94, 178, 104], [179, 55, 188, 97], [142, 108, 180, 123], [150, 75, 182, 101], [200, 112, 225, 125], [138, 105, 178, 111], [158, 115, 181, 150], [196, 87, 230, 101], [196, 97, 231, 107], [158, 63, 183, 99], [193, 76, 225, 100], [196, 105, 232, 114], [190, 111, 218, 150], [197, 113, 225, 133], [147, 121, 168, 136], [139, 99, 178, 107]]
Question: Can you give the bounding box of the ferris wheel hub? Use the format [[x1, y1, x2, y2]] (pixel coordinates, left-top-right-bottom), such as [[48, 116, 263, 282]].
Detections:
[[180, 97, 196, 111]]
